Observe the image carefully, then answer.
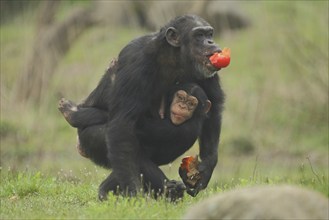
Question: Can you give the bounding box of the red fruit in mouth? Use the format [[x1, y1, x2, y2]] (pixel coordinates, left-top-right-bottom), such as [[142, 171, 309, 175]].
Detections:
[[209, 47, 231, 68]]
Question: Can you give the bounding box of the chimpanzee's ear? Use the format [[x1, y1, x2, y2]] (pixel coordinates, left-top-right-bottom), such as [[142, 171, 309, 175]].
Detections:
[[204, 100, 212, 114], [165, 27, 181, 47]]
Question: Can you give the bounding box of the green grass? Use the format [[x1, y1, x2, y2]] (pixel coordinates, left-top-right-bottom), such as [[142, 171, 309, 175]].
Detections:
[[1, 167, 327, 219], [0, 1, 328, 219]]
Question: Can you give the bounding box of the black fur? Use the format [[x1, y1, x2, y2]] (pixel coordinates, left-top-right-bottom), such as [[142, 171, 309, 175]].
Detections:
[[65, 83, 214, 198], [61, 15, 225, 200]]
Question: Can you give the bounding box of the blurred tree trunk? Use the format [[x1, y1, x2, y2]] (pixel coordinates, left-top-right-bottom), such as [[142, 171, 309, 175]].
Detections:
[[15, 0, 95, 104]]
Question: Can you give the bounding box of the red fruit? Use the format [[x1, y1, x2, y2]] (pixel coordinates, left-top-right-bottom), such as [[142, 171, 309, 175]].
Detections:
[[209, 47, 231, 68], [180, 156, 200, 172], [181, 156, 195, 172], [180, 155, 201, 187]]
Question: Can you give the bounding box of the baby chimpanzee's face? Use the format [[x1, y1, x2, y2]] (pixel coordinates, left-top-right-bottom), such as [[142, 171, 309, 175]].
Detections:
[[170, 90, 198, 125]]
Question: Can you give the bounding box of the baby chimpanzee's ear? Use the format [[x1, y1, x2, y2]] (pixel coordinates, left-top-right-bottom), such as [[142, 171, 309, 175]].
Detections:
[[204, 100, 212, 114]]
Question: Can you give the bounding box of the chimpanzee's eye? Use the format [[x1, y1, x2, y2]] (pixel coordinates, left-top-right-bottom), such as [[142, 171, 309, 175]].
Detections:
[[177, 94, 184, 102], [176, 91, 187, 102], [187, 100, 198, 110], [195, 32, 205, 40]]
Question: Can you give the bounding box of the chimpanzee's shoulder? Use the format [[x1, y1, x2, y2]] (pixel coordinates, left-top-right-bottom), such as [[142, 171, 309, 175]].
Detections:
[[122, 34, 155, 50]]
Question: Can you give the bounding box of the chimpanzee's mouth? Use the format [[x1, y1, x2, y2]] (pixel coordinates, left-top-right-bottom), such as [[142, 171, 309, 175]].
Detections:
[[205, 49, 221, 57], [204, 59, 221, 72], [171, 112, 185, 120], [204, 50, 222, 71], [196, 53, 221, 78]]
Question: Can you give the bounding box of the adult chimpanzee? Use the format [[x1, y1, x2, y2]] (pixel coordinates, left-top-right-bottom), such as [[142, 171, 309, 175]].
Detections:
[[60, 15, 225, 200], [59, 82, 212, 198]]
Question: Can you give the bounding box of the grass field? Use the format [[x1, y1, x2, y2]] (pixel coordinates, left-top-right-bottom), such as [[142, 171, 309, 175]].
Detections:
[[1, 1, 328, 219]]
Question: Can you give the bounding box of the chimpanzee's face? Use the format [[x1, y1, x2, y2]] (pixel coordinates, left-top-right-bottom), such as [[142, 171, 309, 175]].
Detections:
[[188, 24, 222, 79], [170, 90, 198, 125], [165, 16, 222, 79]]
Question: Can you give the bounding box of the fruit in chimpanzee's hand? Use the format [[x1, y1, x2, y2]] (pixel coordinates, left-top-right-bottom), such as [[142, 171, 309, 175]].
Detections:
[[179, 155, 201, 187]]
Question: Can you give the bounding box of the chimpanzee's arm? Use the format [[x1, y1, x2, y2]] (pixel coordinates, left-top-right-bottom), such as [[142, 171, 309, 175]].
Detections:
[[192, 75, 224, 196]]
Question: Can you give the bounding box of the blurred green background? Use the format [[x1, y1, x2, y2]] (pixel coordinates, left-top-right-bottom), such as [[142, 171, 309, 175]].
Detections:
[[1, 0, 328, 195]]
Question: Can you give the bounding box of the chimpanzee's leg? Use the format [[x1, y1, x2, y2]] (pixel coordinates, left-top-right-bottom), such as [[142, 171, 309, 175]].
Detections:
[[77, 125, 110, 168], [98, 158, 185, 201], [139, 157, 185, 201], [58, 98, 110, 166], [58, 98, 108, 128]]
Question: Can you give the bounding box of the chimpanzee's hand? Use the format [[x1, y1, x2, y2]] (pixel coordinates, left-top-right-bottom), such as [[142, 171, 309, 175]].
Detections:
[[179, 167, 200, 197], [164, 180, 186, 202], [179, 161, 212, 197]]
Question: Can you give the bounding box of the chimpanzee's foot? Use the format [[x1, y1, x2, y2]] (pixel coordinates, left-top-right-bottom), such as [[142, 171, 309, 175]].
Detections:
[[58, 98, 78, 127], [165, 180, 186, 202], [98, 174, 141, 201], [98, 188, 109, 201], [98, 174, 121, 201]]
